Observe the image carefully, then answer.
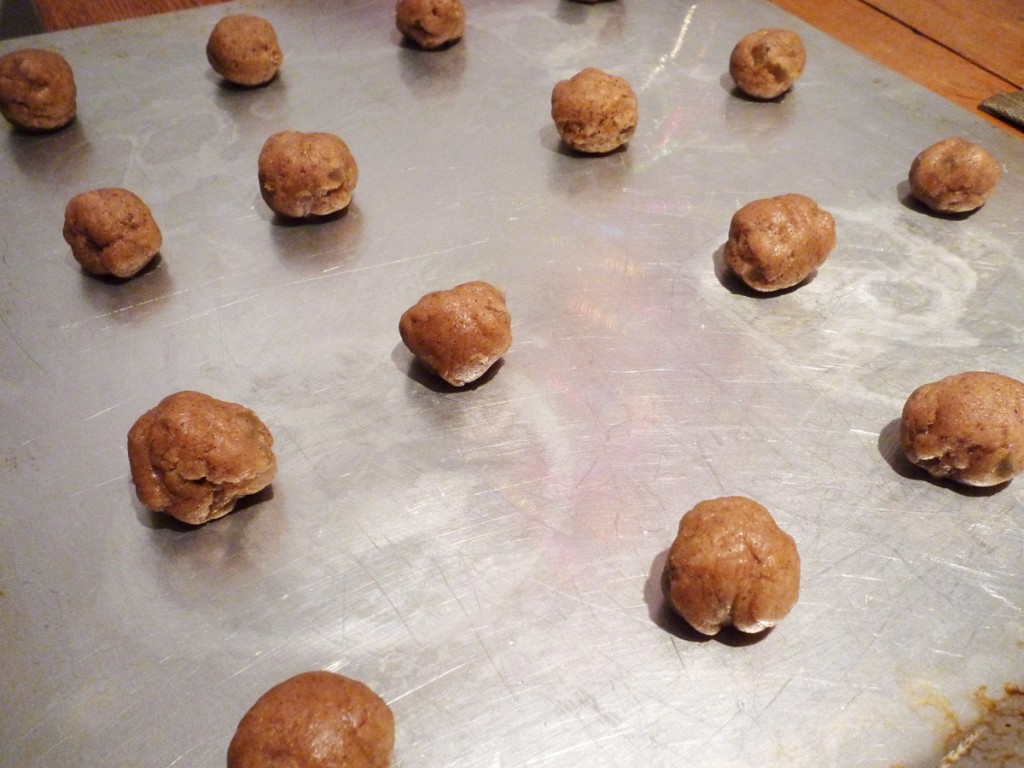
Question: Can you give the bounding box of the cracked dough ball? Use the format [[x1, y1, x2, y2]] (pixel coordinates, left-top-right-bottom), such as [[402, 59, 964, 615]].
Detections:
[[551, 67, 638, 154], [63, 188, 163, 279], [724, 193, 835, 292], [258, 130, 358, 218], [900, 371, 1024, 487], [909, 137, 1001, 213], [399, 280, 512, 387], [0, 48, 76, 131], [127, 391, 277, 525], [228, 671, 394, 768], [663, 496, 800, 636], [206, 14, 283, 86], [396, 0, 465, 50], [729, 28, 806, 100]]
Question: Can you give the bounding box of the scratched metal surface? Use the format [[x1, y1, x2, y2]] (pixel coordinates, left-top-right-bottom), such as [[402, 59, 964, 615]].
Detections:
[[1, 1, 1023, 766]]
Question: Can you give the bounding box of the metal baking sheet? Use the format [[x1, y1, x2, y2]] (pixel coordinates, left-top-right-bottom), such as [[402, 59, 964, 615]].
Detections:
[[2, 1, 1022, 766]]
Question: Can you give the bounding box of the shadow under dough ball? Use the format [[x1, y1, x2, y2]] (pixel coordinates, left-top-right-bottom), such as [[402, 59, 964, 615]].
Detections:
[[395, 0, 465, 49], [729, 27, 806, 100], [724, 193, 835, 292], [206, 14, 283, 86], [399, 280, 512, 387], [663, 496, 800, 636], [258, 130, 359, 218], [900, 371, 1024, 487], [63, 188, 162, 279], [227, 671, 395, 768], [908, 137, 1001, 213], [127, 391, 277, 525], [0, 48, 76, 131], [551, 67, 638, 154]]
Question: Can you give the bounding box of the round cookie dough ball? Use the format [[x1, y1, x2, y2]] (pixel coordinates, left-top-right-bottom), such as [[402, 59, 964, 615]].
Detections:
[[127, 391, 277, 525], [729, 28, 806, 100], [663, 496, 800, 636], [227, 671, 395, 768], [900, 371, 1024, 487], [0, 48, 76, 131], [63, 188, 163, 279], [396, 0, 465, 50], [724, 193, 835, 292], [258, 130, 359, 218], [206, 14, 283, 87], [551, 67, 638, 154], [908, 137, 1001, 214], [399, 280, 512, 387]]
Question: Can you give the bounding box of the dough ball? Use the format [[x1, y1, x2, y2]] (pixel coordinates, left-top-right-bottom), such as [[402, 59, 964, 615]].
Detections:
[[551, 67, 638, 154], [908, 137, 1001, 213], [63, 188, 163, 279], [395, 0, 465, 50], [663, 496, 800, 636], [0, 48, 76, 131], [900, 371, 1024, 487], [206, 14, 283, 87], [724, 193, 835, 292], [399, 280, 512, 387], [258, 130, 359, 218], [227, 671, 395, 768], [729, 28, 806, 100], [127, 391, 277, 525]]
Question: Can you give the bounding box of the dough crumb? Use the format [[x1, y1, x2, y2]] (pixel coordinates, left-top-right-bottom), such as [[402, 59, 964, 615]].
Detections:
[[63, 188, 162, 279], [0, 48, 76, 131], [729, 28, 806, 100], [551, 67, 638, 154]]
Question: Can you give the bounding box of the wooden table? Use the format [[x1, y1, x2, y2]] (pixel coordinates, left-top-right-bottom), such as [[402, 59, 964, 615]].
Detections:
[[31, 0, 1024, 137]]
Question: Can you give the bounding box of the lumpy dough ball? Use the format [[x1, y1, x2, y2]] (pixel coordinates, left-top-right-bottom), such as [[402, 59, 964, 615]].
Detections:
[[127, 391, 277, 525], [227, 671, 395, 768], [258, 130, 358, 218], [399, 280, 512, 387], [900, 371, 1024, 487], [663, 496, 800, 636], [0, 48, 76, 131], [724, 193, 835, 292], [206, 14, 283, 86], [63, 188, 162, 279], [551, 67, 638, 154], [729, 28, 806, 100], [909, 137, 1001, 213], [396, 0, 465, 50]]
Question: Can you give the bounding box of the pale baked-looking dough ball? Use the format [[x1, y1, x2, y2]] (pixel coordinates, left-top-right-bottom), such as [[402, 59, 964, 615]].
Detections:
[[206, 14, 283, 87], [127, 391, 277, 525], [551, 67, 638, 154], [63, 188, 162, 279], [0, 48, 76, 131], [663, 496, 800, 636], [724, 193, 835, 292], [396, 0, 465, 50], [900, 371, 1024, 487], [729, 28, 806, 100], [908, 137, 1001, 213], [258, 130, 358, 218], [227, 671, 395, 768], [400, 280, 512, 387]]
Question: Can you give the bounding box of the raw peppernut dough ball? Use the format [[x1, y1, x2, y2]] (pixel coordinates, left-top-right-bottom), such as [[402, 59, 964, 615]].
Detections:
[[258, 130, 359, 218], [0, 48, 76, 131], [399, 280, 512, 387], [206, 14, 283, 86], [395, 0, 465, 50], [908, 137, 1001, 213], [551, 67, 638, 154], [63, 188, 163, 279], [127, 391, 277, 525], [724, 193, 835, 292], [227, 671, 395, 768], [900, 371, 1024, 487], [729, 28, 806, 100], [662, 496, 800, 636]]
